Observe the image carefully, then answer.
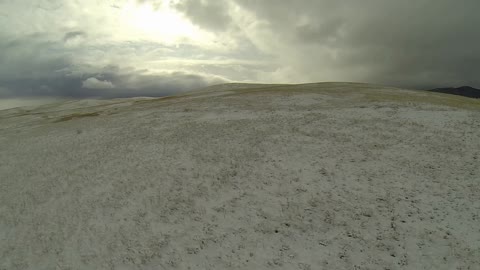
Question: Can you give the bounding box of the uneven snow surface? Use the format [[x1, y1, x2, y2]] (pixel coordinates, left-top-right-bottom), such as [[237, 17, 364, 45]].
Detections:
[[1, 83, 479, 269]]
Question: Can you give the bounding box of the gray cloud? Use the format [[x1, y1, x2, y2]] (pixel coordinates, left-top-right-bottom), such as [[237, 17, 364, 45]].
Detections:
[[0, 34, 71, 81], [0, 33, 226, 98], [228, 0, 480, 88], [0, 0, 479, 101], [0, 24, 227, 98], [0, 66, 226, 98], [174, 0, 232, 31], [63, 31, 88, 46], [63, 31, 87, 42]]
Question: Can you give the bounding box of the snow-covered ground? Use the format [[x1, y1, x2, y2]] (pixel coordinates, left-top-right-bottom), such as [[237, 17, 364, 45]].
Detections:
[[1, 83, 479, 269], [0, 97, 72, 111]]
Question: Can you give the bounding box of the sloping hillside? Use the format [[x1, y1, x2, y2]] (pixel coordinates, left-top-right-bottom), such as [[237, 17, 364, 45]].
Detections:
[[429, 86, 480, 99], [1, 83, 479, 269]]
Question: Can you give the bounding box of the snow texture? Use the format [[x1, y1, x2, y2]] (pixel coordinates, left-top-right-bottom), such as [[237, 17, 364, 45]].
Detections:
[[1, 83, 479, 269]]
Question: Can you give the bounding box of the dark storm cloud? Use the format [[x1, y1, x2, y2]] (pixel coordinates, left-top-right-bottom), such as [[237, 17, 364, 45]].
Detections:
[[173, 0, 232, 31], [1, 0, 480, 101], [0, 68, 224, 99], [63, 31, 87, 43], [0, 56, 223, 98], [0, 30, 226, 98], [175, 0, 480, 88], [0, 34, 72, 81], [88, 67, 225, 98], [63, 31, 86, 41]]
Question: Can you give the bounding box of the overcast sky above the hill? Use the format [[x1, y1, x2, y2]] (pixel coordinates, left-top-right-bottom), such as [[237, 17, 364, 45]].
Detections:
[[0, 0, 479, 99]]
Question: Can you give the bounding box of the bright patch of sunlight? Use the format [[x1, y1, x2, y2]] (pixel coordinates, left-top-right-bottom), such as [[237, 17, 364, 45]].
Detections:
[[118, 0, 209, 44]]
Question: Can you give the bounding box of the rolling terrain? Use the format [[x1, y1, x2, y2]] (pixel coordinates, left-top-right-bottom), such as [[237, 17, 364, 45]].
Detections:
[[429, 86, 480, 99], [1, 83, 479, 269]]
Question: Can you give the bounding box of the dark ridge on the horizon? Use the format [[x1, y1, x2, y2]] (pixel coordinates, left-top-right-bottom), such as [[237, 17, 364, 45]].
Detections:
[[428, 86, 480, 99]]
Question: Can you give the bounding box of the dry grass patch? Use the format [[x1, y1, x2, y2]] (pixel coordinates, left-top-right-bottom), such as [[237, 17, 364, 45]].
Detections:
[[361, 91, 480, 110], [54, 112, 100, 122], [133, 95, 188, 105], [224, 83, 480, 110]]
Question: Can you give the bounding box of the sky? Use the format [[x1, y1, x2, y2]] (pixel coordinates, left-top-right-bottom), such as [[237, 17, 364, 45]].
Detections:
[[0, 0, 479, 101]]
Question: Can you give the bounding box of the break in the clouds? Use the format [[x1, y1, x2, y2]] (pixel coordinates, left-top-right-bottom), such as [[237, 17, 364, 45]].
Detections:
[[0, 0, 479, 99]]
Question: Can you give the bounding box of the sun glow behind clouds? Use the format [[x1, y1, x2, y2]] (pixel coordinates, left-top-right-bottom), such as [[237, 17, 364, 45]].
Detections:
[[118, 0, 210, 45]]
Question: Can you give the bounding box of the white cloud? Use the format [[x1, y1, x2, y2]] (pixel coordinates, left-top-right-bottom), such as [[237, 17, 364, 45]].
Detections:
[[82, 77, 115, 89]]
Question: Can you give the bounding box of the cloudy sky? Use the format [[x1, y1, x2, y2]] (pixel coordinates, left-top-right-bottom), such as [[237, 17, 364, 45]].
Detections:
[[0, 0, 479, 101]]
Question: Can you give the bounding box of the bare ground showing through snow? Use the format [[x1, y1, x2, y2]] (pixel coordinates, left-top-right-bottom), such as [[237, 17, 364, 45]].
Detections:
[[1, 83, 479, 269]]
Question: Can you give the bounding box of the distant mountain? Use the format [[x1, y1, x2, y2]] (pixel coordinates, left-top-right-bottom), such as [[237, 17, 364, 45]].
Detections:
[[429, 86, 480, 98]]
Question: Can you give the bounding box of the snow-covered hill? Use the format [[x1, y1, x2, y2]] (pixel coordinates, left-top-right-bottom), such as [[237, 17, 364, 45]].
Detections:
[[1, 83, 479, 269]]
